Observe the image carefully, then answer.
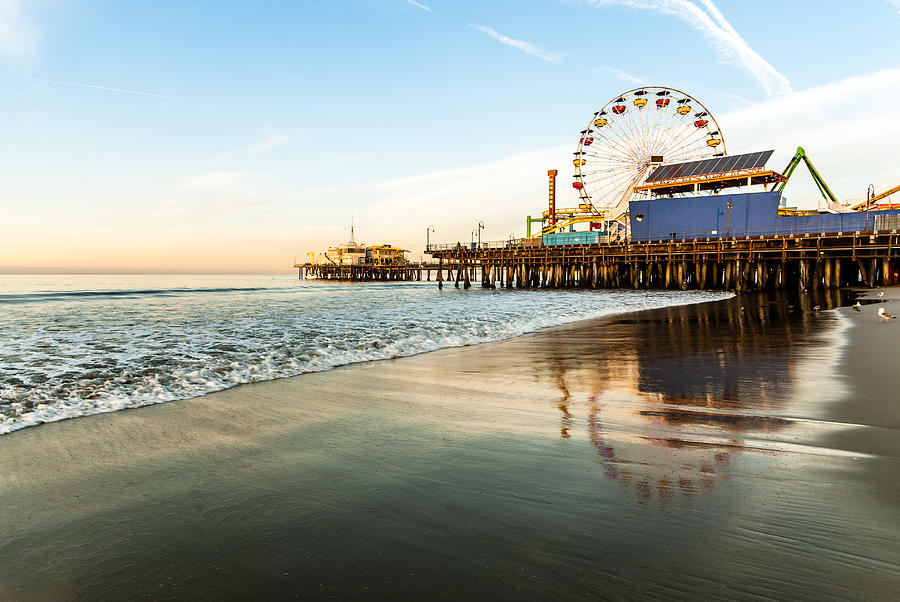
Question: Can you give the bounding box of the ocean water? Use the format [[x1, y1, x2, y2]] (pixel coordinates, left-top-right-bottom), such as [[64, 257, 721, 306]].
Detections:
[[0, 275, 732, 435]]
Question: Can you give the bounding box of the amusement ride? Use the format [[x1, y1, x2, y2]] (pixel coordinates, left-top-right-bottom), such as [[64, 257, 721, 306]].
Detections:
[[537, 86, 725, 240]]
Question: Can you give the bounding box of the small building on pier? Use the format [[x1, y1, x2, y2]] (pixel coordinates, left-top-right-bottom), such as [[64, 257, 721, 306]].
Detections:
[[300, 232, 416, 281], [366, 244, 409, 265], [321, 242, 409, 267], [324, 242, 368, 266]]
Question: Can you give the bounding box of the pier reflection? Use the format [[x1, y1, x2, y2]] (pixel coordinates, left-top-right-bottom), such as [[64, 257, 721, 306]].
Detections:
[[539, 289, 850, 504]]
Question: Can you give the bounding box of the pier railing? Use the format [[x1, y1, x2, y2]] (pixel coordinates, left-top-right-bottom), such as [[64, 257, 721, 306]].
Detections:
[[428, 221, 900, 251], [427, 239, 526, 252], [428, 225, 900, 251]]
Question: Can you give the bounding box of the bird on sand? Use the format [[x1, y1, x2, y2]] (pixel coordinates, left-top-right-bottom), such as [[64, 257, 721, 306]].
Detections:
[[877, 291, 885, 297], [852, 302, 862, 312], [878, 307, 896, 320]]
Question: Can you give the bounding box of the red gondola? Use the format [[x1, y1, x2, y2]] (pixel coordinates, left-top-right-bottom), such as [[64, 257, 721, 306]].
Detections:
[[572, 182, 584, 190], [694, 119, 708, 128], [582, 137, 594, 146], [611, 105, 626, 114], [656, 98, 670, 108]]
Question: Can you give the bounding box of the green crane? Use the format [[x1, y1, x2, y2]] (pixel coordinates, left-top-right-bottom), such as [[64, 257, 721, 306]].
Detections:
[[776, 146, 842, 211]]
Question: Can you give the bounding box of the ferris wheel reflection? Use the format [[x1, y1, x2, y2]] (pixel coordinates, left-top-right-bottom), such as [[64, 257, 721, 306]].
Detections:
[[541, 288, 847, 505]]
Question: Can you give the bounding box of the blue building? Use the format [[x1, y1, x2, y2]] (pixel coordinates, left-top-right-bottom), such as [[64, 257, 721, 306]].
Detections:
[[628, 191, 900, 242]]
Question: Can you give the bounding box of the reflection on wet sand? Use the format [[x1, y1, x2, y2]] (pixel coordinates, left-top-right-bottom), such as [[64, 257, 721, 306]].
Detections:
[[539, 289, 851, 504]]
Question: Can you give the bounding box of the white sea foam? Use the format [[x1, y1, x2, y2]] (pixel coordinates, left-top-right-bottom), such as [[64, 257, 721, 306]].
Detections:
[[0, 276, 733, 434]]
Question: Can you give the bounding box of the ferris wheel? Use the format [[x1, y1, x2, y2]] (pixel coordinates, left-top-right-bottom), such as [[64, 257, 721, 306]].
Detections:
[[573, 87, 725, 221]]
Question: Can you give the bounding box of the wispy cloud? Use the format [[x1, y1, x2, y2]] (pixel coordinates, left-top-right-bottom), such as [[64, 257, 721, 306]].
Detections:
[[583, 0, 790, 96], [402, 0, 433, 12], [243, 134, 287, 157], [3, 74, 174, 98], [595, 66, 646, 85], [889, 0, 900, 14], [469, 25, 563, 63], [0, 0, 37, 63], [721, 67, 900, 206]]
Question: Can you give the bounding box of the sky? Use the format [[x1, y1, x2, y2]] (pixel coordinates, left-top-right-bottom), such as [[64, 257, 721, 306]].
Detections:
[[2, 0, 900, 273]]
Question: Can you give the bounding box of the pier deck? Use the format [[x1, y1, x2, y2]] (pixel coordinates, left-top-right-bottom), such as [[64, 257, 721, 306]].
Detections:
[[426, 230, 900, 291]]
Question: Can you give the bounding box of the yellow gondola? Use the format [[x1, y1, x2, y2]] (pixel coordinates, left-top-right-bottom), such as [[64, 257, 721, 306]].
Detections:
[[706, 138, 721, 147], [634, 98, 647, 107], [573, 159, 586, 166], [676, 105, 691, 115], [593, 118, 607, 127]]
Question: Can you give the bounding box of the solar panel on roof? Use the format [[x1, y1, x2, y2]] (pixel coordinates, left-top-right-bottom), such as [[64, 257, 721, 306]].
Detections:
[[719, 155, 739, 172], [667, 162, 683, 178], [646, 165, 668, 182], [733, 154, 754, 170], [685, 160, 707, 177], [667, 163, 685, 179], [644, 150, 774, 182], [749, 151, 763, 166], [683, 161, 703, 177], [703, 157, 727, 174], [717, 156, 737, 171], [647, 165, 670, 181]]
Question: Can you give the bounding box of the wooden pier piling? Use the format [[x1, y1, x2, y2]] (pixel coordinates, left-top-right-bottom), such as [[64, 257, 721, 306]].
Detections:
[[426, 231, 900, 292], [293, 262, 436, 282]]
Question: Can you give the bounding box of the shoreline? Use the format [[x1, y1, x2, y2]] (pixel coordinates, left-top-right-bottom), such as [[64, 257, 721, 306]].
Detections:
[[3, 286, 894, 479], [1, 287, 732, 437], [2, 286, 898, 599]]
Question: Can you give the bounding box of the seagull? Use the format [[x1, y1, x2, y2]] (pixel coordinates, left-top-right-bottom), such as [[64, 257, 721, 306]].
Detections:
[[877, 291, 885, 297], [852, 302, 862, 312], [878, 307, 896, 320], [813, 305, 820, 312]]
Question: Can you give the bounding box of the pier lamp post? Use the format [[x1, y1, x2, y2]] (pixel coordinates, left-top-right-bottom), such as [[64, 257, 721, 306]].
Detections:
[[866, 184, 874, 231], [726, 200, 733, 237], [426, 225, 434, 251], [477, 220, 484, 249]]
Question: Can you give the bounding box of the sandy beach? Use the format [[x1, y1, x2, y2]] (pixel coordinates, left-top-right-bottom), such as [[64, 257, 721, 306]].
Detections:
[[1, 288, 899, 600]]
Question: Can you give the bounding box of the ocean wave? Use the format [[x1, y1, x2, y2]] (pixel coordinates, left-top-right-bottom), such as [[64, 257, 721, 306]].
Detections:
[[0, 281, 733, 435], [0, 286, 276, 304]]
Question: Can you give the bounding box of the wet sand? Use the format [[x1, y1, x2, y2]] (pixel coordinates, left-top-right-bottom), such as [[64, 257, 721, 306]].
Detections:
[[1, 288, 899, 600]]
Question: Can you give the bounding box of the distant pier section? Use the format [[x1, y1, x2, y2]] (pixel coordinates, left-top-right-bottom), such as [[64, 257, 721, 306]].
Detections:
[[295, 237, 438, 281]]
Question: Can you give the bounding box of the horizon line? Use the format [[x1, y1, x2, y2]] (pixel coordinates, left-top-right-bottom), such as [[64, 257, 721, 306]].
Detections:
[[0, 267, 296, 275]]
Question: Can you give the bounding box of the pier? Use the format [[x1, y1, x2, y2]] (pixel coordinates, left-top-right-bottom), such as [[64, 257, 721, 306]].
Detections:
[[297, 86, 900, 293], [294, 261, 438, 281], [426, 228, 900, 291]]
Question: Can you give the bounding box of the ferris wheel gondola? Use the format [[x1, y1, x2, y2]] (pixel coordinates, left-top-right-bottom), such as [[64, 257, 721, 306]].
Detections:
[[573, 87, 725, 229]]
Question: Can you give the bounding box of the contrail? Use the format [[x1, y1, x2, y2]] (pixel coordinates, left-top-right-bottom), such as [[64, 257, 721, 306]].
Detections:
[[581, 0, 790, 96], [403, 0, 433, 12], [470, 25, 563, 63], [3, 74, 174, 99]]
